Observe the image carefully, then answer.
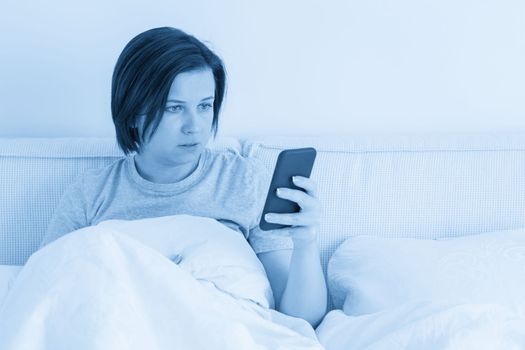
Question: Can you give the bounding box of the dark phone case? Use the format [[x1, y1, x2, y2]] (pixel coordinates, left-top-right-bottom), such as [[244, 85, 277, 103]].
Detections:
[[259, 147, 317, 231]]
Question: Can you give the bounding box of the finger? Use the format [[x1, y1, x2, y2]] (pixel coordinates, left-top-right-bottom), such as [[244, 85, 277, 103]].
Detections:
[[292, 176, 318, 197], [276, 187, 316, 210], [264, 212, 318, 227]]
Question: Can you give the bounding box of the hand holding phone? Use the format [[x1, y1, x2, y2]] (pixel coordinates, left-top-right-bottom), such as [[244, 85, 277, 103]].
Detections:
[[259, 147, 317, 231]]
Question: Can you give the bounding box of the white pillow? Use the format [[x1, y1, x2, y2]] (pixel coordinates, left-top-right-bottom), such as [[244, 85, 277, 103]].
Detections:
[[328, 228, 525, 316], [96, 214, 274, 309]]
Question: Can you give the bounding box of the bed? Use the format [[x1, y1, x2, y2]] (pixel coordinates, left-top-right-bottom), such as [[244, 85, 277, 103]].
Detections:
[[1, 133, 525, 348]]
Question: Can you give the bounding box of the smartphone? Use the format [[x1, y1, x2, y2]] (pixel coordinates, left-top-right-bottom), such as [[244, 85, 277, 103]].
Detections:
[[259, 147, 317, 231]]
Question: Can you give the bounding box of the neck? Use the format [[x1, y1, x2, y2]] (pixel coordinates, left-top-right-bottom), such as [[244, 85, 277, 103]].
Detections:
[[133, 153, 202, 184]]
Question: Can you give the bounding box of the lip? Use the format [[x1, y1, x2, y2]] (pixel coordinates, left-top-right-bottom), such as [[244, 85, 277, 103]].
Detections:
[[178, 143, 199, 147]]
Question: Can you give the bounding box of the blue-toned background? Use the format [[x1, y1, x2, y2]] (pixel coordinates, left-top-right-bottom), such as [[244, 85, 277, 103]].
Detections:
[[1, 0, 524, 137]]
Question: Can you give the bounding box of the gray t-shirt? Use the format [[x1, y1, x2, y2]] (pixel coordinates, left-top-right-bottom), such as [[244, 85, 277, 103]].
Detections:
[[40, 147, 293, 254]]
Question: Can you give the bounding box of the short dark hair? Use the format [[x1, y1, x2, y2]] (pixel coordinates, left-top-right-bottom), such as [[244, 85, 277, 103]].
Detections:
[[111, 27, 226, 155]]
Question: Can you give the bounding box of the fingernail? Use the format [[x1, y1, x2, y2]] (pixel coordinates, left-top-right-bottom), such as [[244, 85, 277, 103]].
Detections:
[[292, 176, 297, 182], [276, 188, 281, 195], [265, 214, 272, 220]]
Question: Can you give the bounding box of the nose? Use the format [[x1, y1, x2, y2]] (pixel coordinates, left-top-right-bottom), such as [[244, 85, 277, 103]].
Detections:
[[181, 111, 201, 135]]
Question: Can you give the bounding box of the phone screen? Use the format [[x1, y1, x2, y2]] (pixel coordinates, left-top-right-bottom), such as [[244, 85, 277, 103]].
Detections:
[[259, 147, 316, 231]]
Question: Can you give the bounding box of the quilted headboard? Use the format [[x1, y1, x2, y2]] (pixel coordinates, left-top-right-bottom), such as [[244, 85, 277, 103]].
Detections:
[[2, 133, 525, 275], [241, 133, 525, 280]]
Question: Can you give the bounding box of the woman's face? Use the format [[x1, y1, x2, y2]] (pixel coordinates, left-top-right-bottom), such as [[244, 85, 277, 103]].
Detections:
[[137, 68, 215, 166]]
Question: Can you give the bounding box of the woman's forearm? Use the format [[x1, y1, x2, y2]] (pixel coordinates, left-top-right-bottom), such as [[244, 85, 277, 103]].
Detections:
[[278, 239, 327, 327]]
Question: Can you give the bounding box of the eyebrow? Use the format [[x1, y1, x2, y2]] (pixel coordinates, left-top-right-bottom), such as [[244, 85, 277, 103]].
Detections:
[[166, 96, 214, 103]]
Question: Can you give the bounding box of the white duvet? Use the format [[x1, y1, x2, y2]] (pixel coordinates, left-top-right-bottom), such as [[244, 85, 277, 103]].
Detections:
[[316, 300, 525, 350], [5, 216, 524, 350], [0, 215, 323, 350]]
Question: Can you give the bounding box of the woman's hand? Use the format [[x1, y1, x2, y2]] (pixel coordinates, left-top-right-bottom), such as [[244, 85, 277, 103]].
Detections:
[[263, 176, 322, 246]]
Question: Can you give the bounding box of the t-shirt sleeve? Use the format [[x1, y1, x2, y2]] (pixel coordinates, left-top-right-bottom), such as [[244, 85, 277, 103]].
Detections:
[[247, 158, 294, 254], [248, 224, 294, 254], [39, 175, 89, 249]]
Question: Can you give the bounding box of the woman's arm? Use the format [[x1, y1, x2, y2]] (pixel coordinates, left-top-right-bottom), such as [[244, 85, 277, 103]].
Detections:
[[40, 177, 88, 249], [257, 175, 327, 327], [257, 236, 327, 327]]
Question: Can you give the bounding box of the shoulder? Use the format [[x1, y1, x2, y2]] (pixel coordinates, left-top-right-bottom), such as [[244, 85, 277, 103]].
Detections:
[[66, 157, 128, 197], [83, 156, 128, 180], [206, 148, 271, 187]]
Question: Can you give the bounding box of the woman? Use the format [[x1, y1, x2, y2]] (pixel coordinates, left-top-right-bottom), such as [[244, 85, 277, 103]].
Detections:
[[40, 26, 326, 331]]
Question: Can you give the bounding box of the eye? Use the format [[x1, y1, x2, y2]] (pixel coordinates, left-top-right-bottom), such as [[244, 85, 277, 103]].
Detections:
[[165, 105, 183, 113], [198, 103, 213, 112]]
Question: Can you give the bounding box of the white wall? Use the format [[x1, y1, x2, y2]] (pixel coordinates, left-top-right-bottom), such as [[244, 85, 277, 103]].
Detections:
[[1, 0, 524, 138]]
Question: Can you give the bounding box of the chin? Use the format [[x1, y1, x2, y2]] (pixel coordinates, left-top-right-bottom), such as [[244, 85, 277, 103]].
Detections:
[[171, 146, 203, 161]]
